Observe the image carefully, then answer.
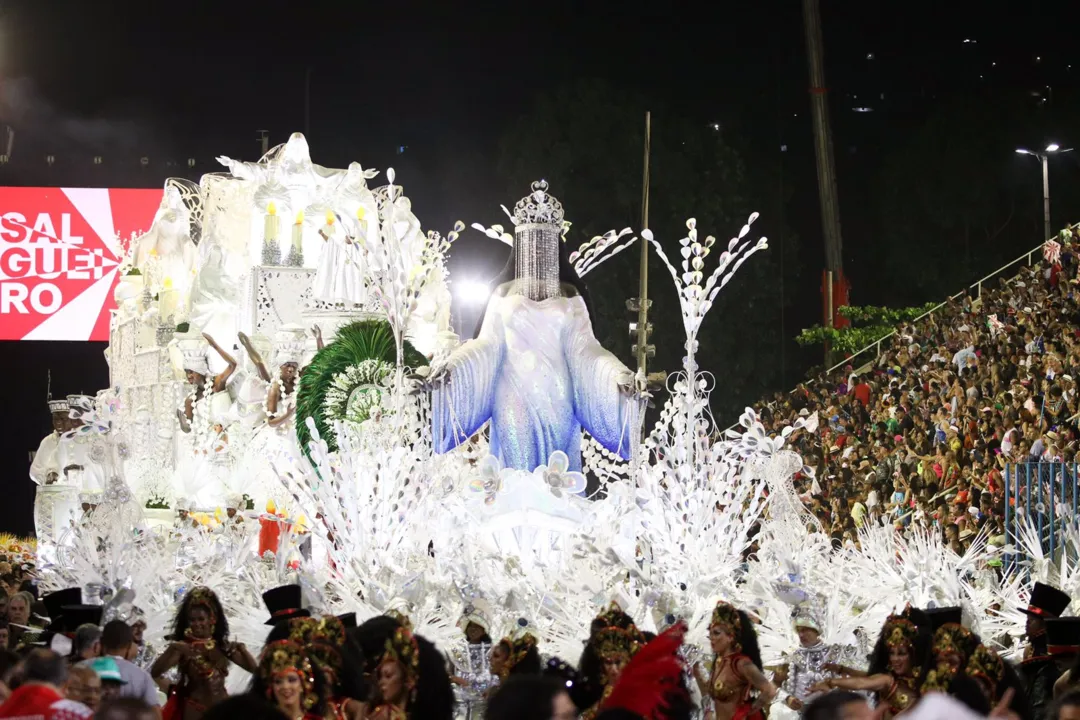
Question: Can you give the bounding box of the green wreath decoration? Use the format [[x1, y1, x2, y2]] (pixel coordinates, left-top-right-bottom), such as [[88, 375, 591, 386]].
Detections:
[[295, 319, 426, 455]]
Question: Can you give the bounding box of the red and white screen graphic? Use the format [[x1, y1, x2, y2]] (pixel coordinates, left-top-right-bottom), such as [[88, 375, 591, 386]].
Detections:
[[0, 187, 161, 341]]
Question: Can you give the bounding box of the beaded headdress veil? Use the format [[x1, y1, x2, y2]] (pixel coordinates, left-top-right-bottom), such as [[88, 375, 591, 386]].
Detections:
[[511, 180, 564, 302]]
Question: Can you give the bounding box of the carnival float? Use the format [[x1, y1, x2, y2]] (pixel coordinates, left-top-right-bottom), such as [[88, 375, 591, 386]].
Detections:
[[28, 133, 1043, 707]]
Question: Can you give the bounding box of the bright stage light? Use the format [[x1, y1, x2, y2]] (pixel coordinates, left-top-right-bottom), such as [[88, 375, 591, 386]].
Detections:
[[456, 280, 491, 307]]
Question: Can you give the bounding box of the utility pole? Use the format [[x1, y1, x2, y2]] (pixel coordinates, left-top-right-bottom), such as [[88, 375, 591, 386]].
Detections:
[[628, 112, 654, 377], [802, 0, 845, 333], [257, 130, 269, 157], [1042, 152, 1051, 241], [1016, 144, 1072, 241]]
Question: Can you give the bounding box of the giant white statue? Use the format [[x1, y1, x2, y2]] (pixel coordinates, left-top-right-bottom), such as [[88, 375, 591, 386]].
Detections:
[[425, 181, 643, 473]]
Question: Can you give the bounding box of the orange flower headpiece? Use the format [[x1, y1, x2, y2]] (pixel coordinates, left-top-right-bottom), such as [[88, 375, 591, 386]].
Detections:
[[883, 615, 919, 650], [385, 609, 414, 632], [931, 623, 978, 666], [287, 617, 319, 646], [920, 662, 956, 694], [965, 644, 1004, 699], [593, 627, 640, 663], [502, 632, 538, 673], [595, 602, 634, 630], [311, 616, 347, 676], [187, 586, 219, 615], [709, 601, 743, 637], [381, 626, 420, 684], [259, 640, 318, 710]]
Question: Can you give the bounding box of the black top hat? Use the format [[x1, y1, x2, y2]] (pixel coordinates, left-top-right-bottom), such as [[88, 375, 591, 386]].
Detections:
[[1022, 582, 1072, 618], [924, 606, 963, 631], [337, 612, 357, 630], [41, 588, 81, 622], [900, 606, 931, 631], [1045, 617, 1080, 655], [262, 585, 309, 626], [54, 605, 103, 633]]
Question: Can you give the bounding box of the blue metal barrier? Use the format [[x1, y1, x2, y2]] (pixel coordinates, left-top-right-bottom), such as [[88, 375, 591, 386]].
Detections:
[[1005, 462, 1080, 571]]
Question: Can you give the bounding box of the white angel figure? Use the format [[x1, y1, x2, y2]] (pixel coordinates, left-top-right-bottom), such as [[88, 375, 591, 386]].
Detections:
[[132, 183, 198, 315], [311, 164, 379, 305]]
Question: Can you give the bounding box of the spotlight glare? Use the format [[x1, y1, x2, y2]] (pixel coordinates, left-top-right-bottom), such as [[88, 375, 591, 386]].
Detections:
[[456, 280, 491, 307]]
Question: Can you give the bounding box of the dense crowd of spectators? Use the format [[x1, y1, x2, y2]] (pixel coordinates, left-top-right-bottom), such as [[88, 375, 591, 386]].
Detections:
[[754, 230, 1080, 553]]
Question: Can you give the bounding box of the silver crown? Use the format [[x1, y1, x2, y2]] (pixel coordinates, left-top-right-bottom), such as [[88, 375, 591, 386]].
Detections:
[[47, 399, 70, 413], [513, 180, 564, 227]]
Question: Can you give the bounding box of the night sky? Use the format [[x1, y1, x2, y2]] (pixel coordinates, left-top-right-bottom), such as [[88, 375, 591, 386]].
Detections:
[[2, 0, 1079, 534]]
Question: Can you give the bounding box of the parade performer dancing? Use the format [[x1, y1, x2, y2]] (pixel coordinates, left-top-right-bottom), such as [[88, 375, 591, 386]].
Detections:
[[151, 587, 256, 720], [30, 397, 70, 486], [370, 625, 422, 720], [237, 325, 318, 504], [576, 603, 645, 713], [286, 616, 367, 720], [489, 632, 541, 682], [693, 601, 777, 720], [813, 609, 928, 719], [581, 626, 642, 720], [426, 181, 642, 473], [355, 615, 454, 720], [771, 604, 856, 717], [177, 333, 235, 432], [175, 333, 236, 508], [30, 396, 80, 548], [251, 640, 329, 720]]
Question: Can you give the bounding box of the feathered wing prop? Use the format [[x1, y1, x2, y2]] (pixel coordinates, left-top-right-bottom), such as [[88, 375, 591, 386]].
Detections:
[[980, 515, 1080, 657], [601, 622, 688, 720]]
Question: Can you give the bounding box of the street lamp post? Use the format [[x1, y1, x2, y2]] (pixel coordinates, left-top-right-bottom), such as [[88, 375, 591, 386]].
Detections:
[[1017, 143, 1073, 240]]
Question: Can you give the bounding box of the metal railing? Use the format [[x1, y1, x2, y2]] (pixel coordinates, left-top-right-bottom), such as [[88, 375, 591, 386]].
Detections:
[[823, 222, 1079, 376], [1005, 462, 1080, 572]]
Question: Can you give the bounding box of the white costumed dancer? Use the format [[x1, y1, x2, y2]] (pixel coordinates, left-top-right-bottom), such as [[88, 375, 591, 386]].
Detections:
[[30, 398, 69, 486], [31, 398, 80, 554], [174, 332, 237, 509], [771, 605, 863, 719], [235, 324, 313, 506]]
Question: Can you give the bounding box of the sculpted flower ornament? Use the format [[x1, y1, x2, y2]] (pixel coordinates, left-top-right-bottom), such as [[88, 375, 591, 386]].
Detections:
[[469, 455, 505, 505], [536, 451, 586, 498]]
